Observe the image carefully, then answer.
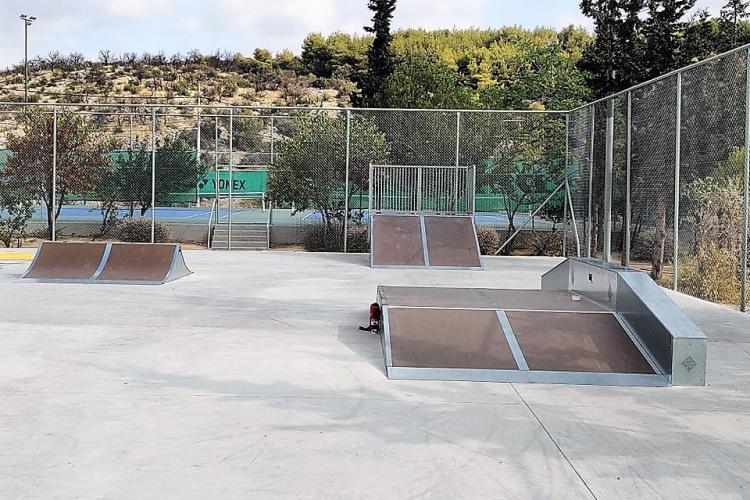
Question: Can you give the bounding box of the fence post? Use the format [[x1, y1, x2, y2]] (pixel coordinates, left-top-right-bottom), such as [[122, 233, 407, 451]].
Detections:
[[742, 48, 750, 312], [228, 108, 234, 251], [214, 116, 219, 236], [454, 111, 461, 211], [52, 107, 57, 242], [673, 73, 683, 291], [151, 107, 156, 244], [624, 91, 633, 267], [587, 105, 596, 257], [563, 114, 570, 256], [344, 110, 351, 253], [128, 110, 133, 150], [270, 116, 276, 165], [196, 106, 201, 206], [603, 99, 614, 262]]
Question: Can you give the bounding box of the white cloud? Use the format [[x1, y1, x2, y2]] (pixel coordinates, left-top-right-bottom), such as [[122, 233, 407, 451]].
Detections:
[[106, 0, 172, 18]]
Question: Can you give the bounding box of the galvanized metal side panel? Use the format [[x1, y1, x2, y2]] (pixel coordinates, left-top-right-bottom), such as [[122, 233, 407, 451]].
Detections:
[[540, 260, 571, 291]]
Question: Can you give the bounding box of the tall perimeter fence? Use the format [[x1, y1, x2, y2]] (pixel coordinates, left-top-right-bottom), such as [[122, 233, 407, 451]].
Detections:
[[0, 43, 749, 311]]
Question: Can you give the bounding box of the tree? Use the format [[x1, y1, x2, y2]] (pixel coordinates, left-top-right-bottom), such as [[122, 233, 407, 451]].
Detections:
[[579, 0, 646, 97], [374, 59, 474, 109], [5, 109, 111, 240], [268, 113, 389, 237], [361, 0, 398, 105], [98, 49, 114, 65], [640, 0, 695, 279], [254, 48, 273, 64], [0, 181, 34, 248], [719, 0, 750, 51], [642, 0, 696, 78], [470, 115, 567, 252], [114, 137, 209, 216]]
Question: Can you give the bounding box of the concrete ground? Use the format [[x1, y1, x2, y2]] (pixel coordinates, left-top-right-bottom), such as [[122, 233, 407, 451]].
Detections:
[[0, 251, 749, 500]]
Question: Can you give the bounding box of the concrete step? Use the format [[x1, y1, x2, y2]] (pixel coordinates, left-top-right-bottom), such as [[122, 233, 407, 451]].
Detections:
[[211, 243, 268, 250], [213, 230, 267, 236]]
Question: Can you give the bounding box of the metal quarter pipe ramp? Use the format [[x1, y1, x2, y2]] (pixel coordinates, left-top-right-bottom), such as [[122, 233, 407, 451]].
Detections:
[[370, 214, 482, 270], [21, 241, 192, 285], [376, 259, 707, 387]]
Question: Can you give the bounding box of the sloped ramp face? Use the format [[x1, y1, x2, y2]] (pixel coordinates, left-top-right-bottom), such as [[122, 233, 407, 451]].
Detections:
[[21, 242, 191, 285], [423, 216, 481, 269], [95, 243, 191, 284], [377, 286, 667, 387], [370, 215, 426, 267], [22, 242, 108, 282], [370, 214, 482, 269]]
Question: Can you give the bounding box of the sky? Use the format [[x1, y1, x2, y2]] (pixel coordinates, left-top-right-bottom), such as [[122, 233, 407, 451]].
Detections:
[[0, 0, 729, 69]]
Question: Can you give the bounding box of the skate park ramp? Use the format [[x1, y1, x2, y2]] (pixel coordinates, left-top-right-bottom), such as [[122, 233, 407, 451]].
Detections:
[[377, 258, 707, 387], [21, 242, 108, 281], [21, 242, 192, 285], [370, 214, 482, 269]]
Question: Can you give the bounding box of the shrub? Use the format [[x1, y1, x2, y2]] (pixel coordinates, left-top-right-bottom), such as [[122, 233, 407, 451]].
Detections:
[[302, 223, 370, 253], [529, 230, 563, 257], [679, 243, 740, 304], [631, 228, 674, 263], [303, 223, 343, 252], [117, 217, 171, 243], [476, 226, 500, 255], [347, 224, 370, 253]]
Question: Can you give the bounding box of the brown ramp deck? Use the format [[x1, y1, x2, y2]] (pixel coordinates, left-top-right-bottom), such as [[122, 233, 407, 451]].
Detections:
[[370, 214, 482, 269], [95, 243, 192, 284], [21, 242, 191, 285], [423, 216, 482, 269], [370, 215, 426, 267], [22, 241, 108, 281], [379, 286, 665, 386]]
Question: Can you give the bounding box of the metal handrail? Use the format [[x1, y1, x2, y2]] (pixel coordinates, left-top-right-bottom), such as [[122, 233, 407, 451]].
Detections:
[[207, 198, 217, 249]]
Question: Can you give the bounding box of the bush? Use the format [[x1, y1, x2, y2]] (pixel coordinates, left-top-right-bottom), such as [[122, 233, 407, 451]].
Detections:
[[303, 223, 344, 252], [117, 217, 171, 243], [347, 224, 370, 253], [529, 230, 563, 256], [302, 223, 370, 253], [476, 226, 500, 255], [679, 243, 740, 304], [631, 228, 674, 263]]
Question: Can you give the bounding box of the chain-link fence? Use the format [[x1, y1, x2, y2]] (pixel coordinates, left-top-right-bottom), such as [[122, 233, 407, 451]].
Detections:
[[1, 43, 750, 310], [575, 44, 750, 312]]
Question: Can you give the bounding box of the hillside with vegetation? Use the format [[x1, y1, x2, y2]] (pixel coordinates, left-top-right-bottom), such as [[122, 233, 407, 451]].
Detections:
[[0, 27, 593, 110]]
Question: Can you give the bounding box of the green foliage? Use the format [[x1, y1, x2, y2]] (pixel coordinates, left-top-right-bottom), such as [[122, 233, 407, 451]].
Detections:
[[302, 223, 370, 253], [0, 182, 34, 248], [117, 217, 171, 243], [362, 0, 398, 104], [113, 137, 209, 216], [268, 113, 389, 229], [679, 243, 741, 304], [254, 48, 273, 64], [374, 59, 475, 109], [529, 230, 563, 256], [579, 0, 646, 97], [5, 109, 112, 240], [476, 226, 500, 255]]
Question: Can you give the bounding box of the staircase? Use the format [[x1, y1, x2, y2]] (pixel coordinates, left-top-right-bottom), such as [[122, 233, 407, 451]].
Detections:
[[211, 223, 269, 251]]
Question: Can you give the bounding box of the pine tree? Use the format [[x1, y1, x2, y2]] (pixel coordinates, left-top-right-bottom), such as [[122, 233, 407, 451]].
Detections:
[[642, 0, 696, 78], [578, 0, 646, 97], [719, 0, 750, 50], [361, 0, 398, 106]]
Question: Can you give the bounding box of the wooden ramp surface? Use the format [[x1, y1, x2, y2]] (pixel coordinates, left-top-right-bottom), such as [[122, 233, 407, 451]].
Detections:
[[379, 286, 665, 386], [22, 242, 191, 285], [370, 214, 481, 269]]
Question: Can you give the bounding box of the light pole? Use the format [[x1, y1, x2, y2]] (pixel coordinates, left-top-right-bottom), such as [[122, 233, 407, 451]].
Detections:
[[20, 14, 36, 102]]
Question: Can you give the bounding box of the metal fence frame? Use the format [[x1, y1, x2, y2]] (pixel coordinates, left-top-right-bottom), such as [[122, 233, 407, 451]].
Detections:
[[1, 42, 750, 311]]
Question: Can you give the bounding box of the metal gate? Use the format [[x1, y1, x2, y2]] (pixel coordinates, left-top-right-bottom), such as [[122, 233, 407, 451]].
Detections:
[[368, 164, 476, 214]]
